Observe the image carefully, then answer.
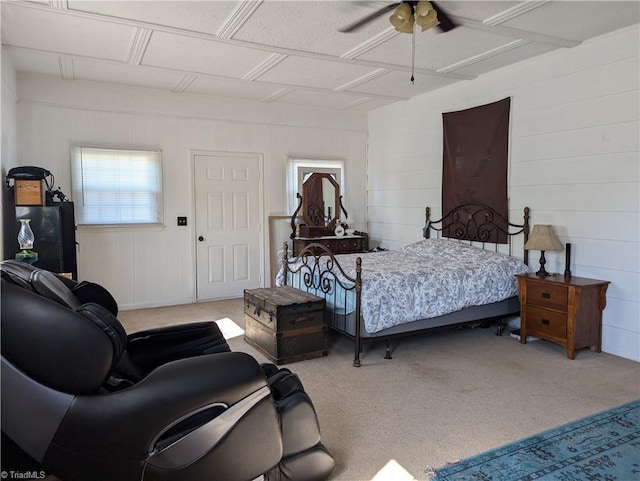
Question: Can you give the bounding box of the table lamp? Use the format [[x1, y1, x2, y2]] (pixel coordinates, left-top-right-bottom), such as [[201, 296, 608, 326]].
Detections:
[[524, 224, 563, 276]]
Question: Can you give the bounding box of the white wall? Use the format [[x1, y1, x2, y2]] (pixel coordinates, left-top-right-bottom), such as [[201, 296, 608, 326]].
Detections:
[[14, 75, 367, 309], [1, 51, 19, 256], [1, 52, 18, 170], [367, 25, 639, 361]]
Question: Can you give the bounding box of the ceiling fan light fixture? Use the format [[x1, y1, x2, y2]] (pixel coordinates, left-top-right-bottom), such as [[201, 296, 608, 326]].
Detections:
[[392, 16, 415, 34], [415, 1, 440, 31], [390, 2, 415, 33]]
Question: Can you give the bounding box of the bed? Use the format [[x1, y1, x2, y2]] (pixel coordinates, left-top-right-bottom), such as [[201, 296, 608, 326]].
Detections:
[[278, 203, 531, 367]]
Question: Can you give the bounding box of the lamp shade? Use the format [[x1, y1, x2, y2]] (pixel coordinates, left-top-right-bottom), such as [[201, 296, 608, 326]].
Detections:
[[524, 225, 563, 252], [390, 2, 414, 33], [416, 1, 440, 31]]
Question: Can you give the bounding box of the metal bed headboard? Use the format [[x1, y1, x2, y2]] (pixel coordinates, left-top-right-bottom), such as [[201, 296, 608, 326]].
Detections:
[[423, 202, 530, 265]]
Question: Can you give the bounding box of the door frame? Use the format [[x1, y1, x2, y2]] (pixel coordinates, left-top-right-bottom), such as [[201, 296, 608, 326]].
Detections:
[[190, 149, 265, 302]]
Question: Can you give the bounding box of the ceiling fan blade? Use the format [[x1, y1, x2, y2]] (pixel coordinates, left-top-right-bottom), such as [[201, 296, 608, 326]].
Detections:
[[338, 3, 400, 33], [430, 1, 457, 32]]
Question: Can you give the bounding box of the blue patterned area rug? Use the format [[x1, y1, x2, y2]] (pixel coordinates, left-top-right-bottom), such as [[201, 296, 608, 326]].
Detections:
[[428, 399, 640, 481]]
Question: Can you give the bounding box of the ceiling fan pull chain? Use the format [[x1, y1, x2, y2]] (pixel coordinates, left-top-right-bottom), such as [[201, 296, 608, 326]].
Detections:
[[411, 21, 416, 84]]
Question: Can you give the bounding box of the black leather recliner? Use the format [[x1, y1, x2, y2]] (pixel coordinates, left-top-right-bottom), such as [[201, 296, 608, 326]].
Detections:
[[1, 260, 334, 481]]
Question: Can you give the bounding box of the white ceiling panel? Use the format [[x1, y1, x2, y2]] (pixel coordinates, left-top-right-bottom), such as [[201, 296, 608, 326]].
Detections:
[[348, 70, 460, 98], [357, 26, 519, 72], [451, 41, 557, 77], [1, 3, 134, 61], [434, 1, 521, 20], [2, 1, 637, 113], [255, 55, 380, 90], [5, 49, 62, 78], [346, 97, 400, 112], [142, 31, 272, 78], [233, 1, 392, 56], [186, 76, 283, 100], [274, 89, 372, 110], [501, 1, 640, 42], [73, 60, 184, 90], [68, 1, 239, 36]]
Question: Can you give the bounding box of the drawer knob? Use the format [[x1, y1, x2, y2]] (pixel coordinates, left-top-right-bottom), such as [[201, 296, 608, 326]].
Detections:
[[541, 292, 551, 299], [541, 318, 550, 325]]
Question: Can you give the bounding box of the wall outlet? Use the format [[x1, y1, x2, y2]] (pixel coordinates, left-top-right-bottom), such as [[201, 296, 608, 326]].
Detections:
[[177, 216, 187, 226]]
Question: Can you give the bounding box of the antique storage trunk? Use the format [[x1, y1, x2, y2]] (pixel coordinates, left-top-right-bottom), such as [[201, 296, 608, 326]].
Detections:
[[244, 286, 327, 364]]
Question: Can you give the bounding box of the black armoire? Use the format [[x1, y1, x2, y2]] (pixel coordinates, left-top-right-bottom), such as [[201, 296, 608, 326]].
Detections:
[[4, 201, 78, 280]]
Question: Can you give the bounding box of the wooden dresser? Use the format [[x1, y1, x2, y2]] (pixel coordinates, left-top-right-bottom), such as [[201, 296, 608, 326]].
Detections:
[[516, 273, 609, 359], [293, 234, 368, 256]]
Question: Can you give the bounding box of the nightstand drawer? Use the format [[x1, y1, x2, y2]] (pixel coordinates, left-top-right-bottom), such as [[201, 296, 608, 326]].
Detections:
[[526, 306, 567, 339], [527, 281, 568, 311]]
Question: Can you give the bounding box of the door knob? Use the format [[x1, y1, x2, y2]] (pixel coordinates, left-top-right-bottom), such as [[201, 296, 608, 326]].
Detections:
[[198, 236, 205, 242]]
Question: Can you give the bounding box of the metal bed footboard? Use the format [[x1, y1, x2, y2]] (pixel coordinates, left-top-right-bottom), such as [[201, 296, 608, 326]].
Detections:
[[281, 243, 364, 367]]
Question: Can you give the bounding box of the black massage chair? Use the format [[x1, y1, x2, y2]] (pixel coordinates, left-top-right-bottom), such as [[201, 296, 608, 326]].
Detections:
[[1, 260, 334, 481]]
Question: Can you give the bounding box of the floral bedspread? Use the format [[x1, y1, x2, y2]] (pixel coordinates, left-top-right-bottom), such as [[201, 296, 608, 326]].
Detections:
[[279, 238, 531, 334]]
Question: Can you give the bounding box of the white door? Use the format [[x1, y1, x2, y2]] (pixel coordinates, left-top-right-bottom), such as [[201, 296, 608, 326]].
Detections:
[[194, 152, 262, 301]]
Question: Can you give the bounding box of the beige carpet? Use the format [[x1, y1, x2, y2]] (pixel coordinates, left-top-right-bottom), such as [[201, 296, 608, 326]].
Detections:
[[118, 299, 640, 481]]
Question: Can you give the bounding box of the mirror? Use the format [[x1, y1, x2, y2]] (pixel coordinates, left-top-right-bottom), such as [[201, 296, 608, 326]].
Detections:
[[291, 172, 348, 238], [302, 173, 340, 227]]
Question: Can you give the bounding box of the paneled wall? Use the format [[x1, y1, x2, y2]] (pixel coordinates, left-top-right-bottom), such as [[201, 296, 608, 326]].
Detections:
[[1, 53, 19, 253], [367, 26, 639, 361], [14, 76, 367, 309]]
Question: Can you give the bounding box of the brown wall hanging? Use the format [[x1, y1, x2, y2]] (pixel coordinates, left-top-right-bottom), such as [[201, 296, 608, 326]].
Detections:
[[442, 97, 511, 243]]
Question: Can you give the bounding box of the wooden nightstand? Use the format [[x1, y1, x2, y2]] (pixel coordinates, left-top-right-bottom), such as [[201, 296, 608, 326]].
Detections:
[[516, 273, 610, 359]]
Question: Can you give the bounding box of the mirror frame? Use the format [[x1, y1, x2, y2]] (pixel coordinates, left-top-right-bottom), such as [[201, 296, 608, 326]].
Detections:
[[291, 172, 349, 238], [301, 173, 341, 228]]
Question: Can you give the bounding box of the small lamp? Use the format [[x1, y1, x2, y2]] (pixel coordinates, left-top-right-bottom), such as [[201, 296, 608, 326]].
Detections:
[[524, 224, 563, 277]]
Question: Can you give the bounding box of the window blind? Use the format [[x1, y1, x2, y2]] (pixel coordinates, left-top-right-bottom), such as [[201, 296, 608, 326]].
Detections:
[[71, 146, 164, 226]]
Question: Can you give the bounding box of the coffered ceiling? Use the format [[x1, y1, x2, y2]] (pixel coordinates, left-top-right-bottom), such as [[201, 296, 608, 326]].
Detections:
[[2, 1, 638, 112]]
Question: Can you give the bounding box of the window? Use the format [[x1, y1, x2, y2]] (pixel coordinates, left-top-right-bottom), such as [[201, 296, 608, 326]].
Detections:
[[71, 146, 164, 226], [286, 157, 344, 214]]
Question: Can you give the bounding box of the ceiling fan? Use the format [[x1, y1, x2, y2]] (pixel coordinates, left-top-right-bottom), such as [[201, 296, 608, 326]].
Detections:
[[339, 1, 459, 84], [339, 1, 457, 34]]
